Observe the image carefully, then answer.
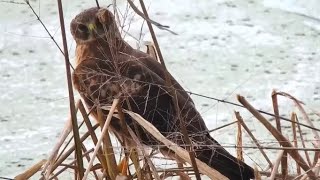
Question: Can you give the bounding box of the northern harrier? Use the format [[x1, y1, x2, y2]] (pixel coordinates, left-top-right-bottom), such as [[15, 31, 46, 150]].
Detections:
[[71, 7, 254, 180]]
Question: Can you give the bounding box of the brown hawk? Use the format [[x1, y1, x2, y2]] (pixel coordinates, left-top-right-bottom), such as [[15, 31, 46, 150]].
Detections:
[[70, 7, 254, 180]]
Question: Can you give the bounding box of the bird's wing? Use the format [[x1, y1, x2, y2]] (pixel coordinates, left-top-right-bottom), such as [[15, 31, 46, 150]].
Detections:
[[72, 58, 119, 109], [128, 50, 194, 104]]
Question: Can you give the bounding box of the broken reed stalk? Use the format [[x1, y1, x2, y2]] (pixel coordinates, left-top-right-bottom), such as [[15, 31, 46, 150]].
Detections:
[[127, 127, 162, 180], [119, 109, 228, 180], [82, 99, 119, 180], [254, 166, 262, 180], [234, 111, 273, 168], [237, 95, 317, 179], [295, 114, 312, 167], [49, 124, 100, 178], [274, 91, 320, 164], [300, 160, 320, 180], [270, 150, 284, 180], [236, 115, 244, 161], [123, 97, 153, 179], [271, 91, 288, 179], [15, 159, 47, 180], [123, 98, 153, 180], [97, 106, 119, 179], [56, 0, 84, 179], [136, 0, 201, 179], [298, 159, 320, 180], [78, 101, 108, 171], [81, 145, 99, 179], [291, 112, 301, 175], [49, 149, 95, 180], [116, 105, 144, 180]]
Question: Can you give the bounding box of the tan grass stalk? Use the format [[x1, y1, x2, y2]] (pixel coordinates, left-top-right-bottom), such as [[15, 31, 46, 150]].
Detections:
[[270, 150, 284, 180], [116, 104, 144, 180], [271, 91, 287, 179], [236, 116, 244, 161], [295, 114, 312, 166], [82, 99, 119, 180], [291, 112, 301, 175], [81, 145, 99, 179], [48, 149, 94, 180], [97, 106, 119, 180], [78, 101, 108, 171], [122, 109, 228, 180], [50, 124, 100, 175], [300, 159, 320, 180], [15, 159, 47, 180], [129, 148, 144, 180], [254, 166, 262, 180], [235, 111, 273, 168], [237, 95, 316, 179], [127, 127, 161, 180]]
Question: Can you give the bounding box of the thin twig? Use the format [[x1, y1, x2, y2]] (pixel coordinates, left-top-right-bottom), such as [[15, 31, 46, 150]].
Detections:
[[0, 0, 25, 4], [95, 0, 100, 8], [208, 120, 237, 133], [24, 0, 63, 55], [126, 0, 178, 35], [187, 91, 320, 132]]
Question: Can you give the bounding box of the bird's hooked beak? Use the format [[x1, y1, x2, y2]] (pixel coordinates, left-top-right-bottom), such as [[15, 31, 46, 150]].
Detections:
[[88, 23, 96, 32]]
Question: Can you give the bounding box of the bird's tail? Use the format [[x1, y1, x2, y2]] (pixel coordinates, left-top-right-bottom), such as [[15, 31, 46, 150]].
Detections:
[[195, 135, 255, 180]]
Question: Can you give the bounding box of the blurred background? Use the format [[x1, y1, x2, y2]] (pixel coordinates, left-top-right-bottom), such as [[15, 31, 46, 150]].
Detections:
[[0, 0, 319, 178]]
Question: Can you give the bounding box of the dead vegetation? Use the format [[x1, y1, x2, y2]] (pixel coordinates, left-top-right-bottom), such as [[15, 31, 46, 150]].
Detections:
[[14, 90, 320, 180]]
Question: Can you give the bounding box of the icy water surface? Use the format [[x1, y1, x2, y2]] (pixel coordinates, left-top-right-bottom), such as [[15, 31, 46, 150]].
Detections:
[[0, 0, 320, 178]]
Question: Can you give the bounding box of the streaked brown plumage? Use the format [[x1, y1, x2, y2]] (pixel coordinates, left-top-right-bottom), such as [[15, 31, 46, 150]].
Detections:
[[71, 7, 254, 180]]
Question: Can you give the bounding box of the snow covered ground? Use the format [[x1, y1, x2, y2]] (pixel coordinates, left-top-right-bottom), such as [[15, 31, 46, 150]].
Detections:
[[0, 0, 319, 178]]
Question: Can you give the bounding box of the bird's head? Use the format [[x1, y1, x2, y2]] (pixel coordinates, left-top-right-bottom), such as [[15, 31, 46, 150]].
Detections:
[[70, 7, 120, 44]]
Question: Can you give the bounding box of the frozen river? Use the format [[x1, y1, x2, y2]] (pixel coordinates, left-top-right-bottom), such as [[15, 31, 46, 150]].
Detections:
[[0, 0, 319, 178]]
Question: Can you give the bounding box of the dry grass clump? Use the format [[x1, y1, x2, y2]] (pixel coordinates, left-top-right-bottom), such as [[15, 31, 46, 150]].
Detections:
[[14, 90, 320, 180]]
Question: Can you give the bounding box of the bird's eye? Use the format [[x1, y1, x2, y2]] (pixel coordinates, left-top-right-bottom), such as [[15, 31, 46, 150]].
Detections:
[[78, 24, 88, 33]]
